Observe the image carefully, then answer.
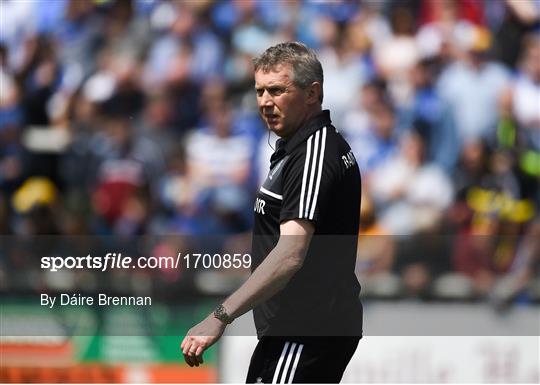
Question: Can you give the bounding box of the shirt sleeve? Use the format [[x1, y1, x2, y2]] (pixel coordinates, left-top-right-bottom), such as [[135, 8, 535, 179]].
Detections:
[[280, 128, 335, 224]]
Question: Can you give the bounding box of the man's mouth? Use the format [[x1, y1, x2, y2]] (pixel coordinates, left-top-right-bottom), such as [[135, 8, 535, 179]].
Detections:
[[265, 114, 279, 124]]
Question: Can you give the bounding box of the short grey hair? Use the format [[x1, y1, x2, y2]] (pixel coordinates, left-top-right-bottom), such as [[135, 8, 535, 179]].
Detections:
[[253, 41, 324, 103]]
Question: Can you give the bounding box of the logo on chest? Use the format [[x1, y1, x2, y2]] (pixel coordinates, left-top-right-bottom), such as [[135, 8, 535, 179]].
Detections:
[[254, 198, 266, 215]]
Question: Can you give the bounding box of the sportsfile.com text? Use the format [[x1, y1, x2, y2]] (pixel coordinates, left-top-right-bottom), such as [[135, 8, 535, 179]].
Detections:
[[41, 253, 251, 272]]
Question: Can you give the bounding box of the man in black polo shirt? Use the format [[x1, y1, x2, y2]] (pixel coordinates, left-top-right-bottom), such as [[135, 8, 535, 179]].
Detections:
[[181, 42, 362, 383]]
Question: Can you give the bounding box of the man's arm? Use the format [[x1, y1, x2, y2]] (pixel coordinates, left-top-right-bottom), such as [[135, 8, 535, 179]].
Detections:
[[180, 219, 314, 366], [223, 219, 314, 318]]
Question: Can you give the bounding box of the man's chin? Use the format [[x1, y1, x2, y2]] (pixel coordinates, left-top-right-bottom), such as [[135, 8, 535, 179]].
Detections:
[[267, 123, 281, 133], [269, 124, 296, 138]]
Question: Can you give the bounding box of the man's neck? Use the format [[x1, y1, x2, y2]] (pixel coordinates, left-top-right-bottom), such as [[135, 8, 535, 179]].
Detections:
[[282, 106, 323, 140], [303, 106, 323, 124]]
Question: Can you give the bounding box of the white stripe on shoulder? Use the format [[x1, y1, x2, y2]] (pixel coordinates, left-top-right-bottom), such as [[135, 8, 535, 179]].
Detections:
[[304, 130, 320, 218], [272, 341, 290, 384], [279, 342, 297, 383], [287, 343, 304, 383], [299, 135, 312, 218], [309, 126, 327, 219], [260, 186, 283, 200]]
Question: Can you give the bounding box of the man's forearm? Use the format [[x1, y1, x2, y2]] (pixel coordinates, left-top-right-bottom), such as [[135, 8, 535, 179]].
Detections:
[[221, 238, 306, 320]]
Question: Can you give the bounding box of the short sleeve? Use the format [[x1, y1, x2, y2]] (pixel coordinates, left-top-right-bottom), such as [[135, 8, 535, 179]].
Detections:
[[280, 127, 335, 223]]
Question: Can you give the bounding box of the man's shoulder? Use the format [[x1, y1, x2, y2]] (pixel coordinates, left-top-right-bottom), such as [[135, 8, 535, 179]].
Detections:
[[288, 125, 348, 159], [283, 125, 357, 180]]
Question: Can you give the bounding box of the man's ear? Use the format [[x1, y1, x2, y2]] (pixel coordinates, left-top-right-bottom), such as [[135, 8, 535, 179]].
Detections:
[[306, 82, 321, 104]]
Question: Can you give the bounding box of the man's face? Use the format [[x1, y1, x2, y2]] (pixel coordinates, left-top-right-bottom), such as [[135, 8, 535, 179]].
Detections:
[[254, 64, 310, 138]]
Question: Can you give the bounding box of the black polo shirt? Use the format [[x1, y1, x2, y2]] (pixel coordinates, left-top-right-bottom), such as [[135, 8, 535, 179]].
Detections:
[[251, 110, 363, 338]]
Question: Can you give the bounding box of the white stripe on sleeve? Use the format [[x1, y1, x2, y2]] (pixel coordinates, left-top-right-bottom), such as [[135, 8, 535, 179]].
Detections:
[[299, 135, 312, 218], [309, 126, 327, 219], [304, 130, 320, 218]]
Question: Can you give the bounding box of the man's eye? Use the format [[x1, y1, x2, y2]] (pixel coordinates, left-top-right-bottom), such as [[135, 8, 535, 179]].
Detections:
[[270, 88, 284, 95], [256, 89, 264, 97]]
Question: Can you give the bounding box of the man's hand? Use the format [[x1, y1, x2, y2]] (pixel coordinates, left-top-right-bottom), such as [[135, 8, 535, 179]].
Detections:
[[180, 315, 226, 367]]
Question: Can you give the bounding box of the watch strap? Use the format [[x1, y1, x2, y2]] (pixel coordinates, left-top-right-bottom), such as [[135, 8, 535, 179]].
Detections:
[[213, 304, 233, 324]]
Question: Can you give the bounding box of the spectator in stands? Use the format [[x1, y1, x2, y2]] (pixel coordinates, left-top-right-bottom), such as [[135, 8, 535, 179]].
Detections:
[[341, 79, 388, 155], [374, 4, 419, 106], [492, 0, 540, 69], [510, 34, 540, 136], [155, 143, 196, 234], [437, 26, 510, 143], [144, 1, 224, 86], [416, 0, 480, 64], [184, 101, 254, 235], [402, 58, 458, 172], [90, 113, 164, 234], [356, 194, 395, 276], [505, 34, 540, 201], [346, 98, 399, 176], [452, 140, 491, 207], [0, 81, 26, 196], [136, 87, 179, 157], [317, 13, 369, 129], [369, 129, 454, 235], [452, 148, 536, 296]]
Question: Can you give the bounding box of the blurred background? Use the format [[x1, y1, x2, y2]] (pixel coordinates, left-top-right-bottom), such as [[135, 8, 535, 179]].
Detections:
[[1, 0, 539, 383]]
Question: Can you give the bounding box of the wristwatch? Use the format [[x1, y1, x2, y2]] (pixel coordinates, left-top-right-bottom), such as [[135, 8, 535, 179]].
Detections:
[[213, 304, 233, 324]]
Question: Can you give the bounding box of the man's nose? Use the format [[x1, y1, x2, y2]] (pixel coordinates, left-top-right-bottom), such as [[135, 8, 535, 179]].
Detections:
[[259, 91, 274, 107]]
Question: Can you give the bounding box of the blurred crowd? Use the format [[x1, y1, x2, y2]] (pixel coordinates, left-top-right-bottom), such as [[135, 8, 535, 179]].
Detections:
[[1, 0, 539, 304]]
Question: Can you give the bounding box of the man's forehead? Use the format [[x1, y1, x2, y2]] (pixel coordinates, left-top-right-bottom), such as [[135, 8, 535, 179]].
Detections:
[[254, 63, 294, 86]]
